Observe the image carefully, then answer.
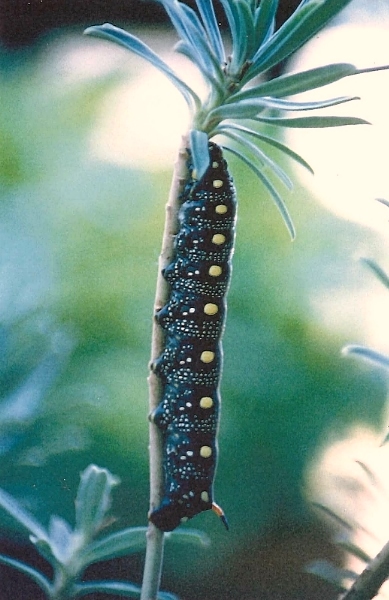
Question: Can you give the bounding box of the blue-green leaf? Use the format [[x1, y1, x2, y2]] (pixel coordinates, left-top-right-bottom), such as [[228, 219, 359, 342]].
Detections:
[[212, 123, 313, 173], [245, 0, 353, 80], [176, 2, 224, 81], [195, 0, 225, 63], [223, 145, 295, 239], [165, 527, 211, 546], [342, 345, 389, 370], [0, 554, 52, 595], [75, 464, 120, 540], [31, 537, 58, 566], [334, 534, 371, 563], [174, 40, 224, 95], [361, 258, 389, 290], [230, 63, 358, 102], [208, 100, 266, 121], [79, 527, 148, 567], [243, 95, 359, 112], [73, 580, 178, 599], [252, 115, 370, 128], [84, 23, 200, 111], [254, 0, 278, 48], [48, 515, 74, 564], [311, 502, 352, 530], [73, 580, 142, 598], [218, 127, 293, 189], [234, 0, 255, 66], [190, 129, 211, 180], [376, 198, 389, 209], [211, 96, 359, 121], [219, 0, 240, 68], [0, 487, 48, 541], [162, 0, 205, 65], [306, 559, 354, 591]]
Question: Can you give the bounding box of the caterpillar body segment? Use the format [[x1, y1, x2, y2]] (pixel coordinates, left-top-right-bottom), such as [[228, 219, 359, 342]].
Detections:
[[150, 143, 236, 532]]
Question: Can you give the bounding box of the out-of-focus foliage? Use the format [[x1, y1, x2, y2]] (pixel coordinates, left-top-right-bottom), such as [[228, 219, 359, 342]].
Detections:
[[0, 464, 205, 599], [0, 31, 387, 598]]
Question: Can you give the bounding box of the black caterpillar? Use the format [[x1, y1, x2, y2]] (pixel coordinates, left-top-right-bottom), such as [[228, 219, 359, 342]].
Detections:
[[149, 142, 236, 532]]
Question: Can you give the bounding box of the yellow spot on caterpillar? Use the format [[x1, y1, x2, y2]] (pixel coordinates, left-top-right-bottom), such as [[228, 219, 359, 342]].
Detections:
[[209, 265, 222, 277], [212, 161, 219, 168], [215, 204, 227, 214], [200, 396, 213, 409], [213, 179, 223, 189], [200, 446, 212, 458], [180, 516, 189, 522], [201, 491, 210, 502], [204, 303, 218, 315], [212, 233, 226, 245], [200, 351, 215, 363], [192, 169, 198, 180]]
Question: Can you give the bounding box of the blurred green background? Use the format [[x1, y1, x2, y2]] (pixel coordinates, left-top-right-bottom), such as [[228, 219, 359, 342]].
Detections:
[[0, 20, 388, 600]]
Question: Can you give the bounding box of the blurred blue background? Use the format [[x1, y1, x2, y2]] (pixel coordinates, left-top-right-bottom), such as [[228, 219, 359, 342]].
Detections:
[[1, 2, 389, 599]]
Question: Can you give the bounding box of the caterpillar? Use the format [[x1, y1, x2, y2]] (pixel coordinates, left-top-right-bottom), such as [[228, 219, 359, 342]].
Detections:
[[149, 141, 236, 532]]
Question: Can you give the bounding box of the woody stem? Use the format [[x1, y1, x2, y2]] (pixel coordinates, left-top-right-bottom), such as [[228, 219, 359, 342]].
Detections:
[[140, 135, 189, 600]]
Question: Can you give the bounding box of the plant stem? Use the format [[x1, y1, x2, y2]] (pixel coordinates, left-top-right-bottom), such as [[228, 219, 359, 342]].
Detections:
[[141, 135, 189, 600], [340, 539, 389, 600]]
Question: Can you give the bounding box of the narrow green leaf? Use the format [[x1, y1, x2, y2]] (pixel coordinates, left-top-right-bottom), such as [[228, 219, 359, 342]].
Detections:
[[214, 96, 359, 120], [195, 0, 225, 63], [178, 2, 224, 82], [157, 0, 208, 74], [342, 345, 389, 370], [376, 198, 389, 209], [235, 0, 255, 65], [190, 129, 210, 180], [361, 258, 389, 290], [254, 0, 278, 48], [153, 586, 179, 600], [218, 127, 293, 189], [0, 554, 53, 595], [223, 145, 295, 239], [334, 534, 372, 563], [252, 115, 370, 128], [212, 123, 313, 173], [75, 464, 120, 540], [30, 537, 58, 566], [231, 63, 358, 102], [73, 580, 142, 598], [219, 0, 240, 67], [208, 100, 265, 121], [73, 580, 178, 599], [246, 95, 359, 112], [84, 23, 200, 111], [165, 527, 211, 547], [0, 488, 48, 541], [173, 40, 224, 94], [79, 527, 148, 567], [47, 515, 74, 564], [161, 0, 224, 88], [246, 2, 316, 77], [306, 559, 354, 591], [245, 0, 353, 79], [355, 460, 379, 485], [311, 502, 352, 530], [208, 96, 358, 127]]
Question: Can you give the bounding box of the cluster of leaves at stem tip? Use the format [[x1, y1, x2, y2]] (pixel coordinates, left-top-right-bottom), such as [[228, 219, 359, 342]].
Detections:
[[0, 465, 208, 599], [84, 0, 389, 239]]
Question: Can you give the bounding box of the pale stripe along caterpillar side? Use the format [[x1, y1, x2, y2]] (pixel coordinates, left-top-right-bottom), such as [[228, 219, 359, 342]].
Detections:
[[149, 142, 236, 532]]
